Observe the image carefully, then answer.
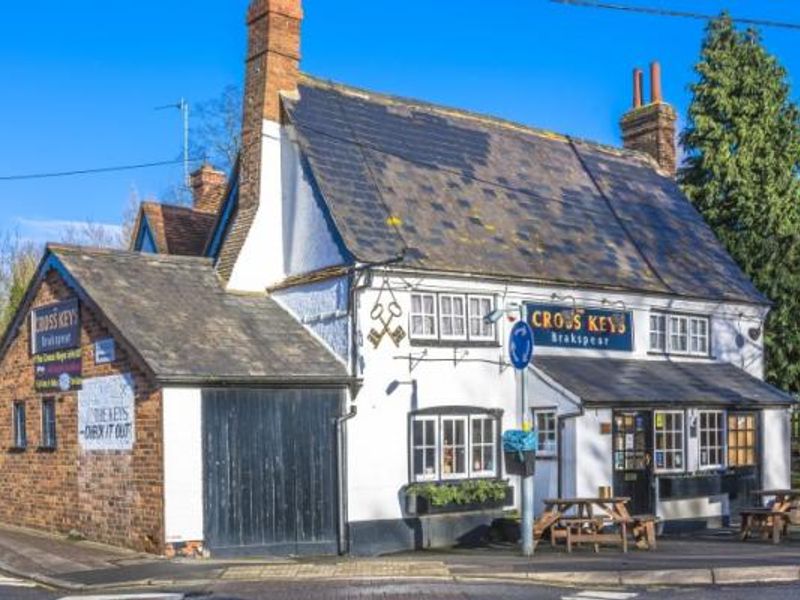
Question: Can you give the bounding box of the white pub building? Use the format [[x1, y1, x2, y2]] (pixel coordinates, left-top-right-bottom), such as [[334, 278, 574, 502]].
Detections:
[[123, 0, 794, 556]]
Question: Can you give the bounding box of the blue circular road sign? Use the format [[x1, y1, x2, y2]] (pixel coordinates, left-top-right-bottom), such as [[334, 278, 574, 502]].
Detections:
[[509, 321, 534, 370]]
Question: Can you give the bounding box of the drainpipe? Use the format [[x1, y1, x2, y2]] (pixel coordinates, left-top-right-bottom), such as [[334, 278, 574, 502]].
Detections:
[[336, 405, 358, 555]]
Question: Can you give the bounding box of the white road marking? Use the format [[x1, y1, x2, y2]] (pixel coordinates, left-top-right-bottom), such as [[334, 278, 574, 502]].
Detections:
[[562, 591, 639, 600], [0, 575, 37, 588], [58, 595, 184, 600]]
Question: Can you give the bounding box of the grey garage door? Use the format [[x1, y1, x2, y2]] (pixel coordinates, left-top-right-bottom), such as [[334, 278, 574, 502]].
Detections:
[[202, 388, 341, 556]]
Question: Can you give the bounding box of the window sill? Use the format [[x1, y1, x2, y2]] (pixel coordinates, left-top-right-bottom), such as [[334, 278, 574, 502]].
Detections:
[[647, 351, 715, 360], [7, 447, 27, 454], [36, 446, 57, 453]]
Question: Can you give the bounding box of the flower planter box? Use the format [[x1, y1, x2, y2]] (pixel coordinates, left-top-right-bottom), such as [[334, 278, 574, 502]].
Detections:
[[406, 485, 514, 516]]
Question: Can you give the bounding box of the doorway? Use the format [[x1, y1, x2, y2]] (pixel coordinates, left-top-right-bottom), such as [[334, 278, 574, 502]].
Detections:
[[613, 411, 654, 515]]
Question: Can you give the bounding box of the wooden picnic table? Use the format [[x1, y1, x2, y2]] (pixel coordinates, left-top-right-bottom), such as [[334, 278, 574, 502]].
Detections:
[[536, 497, 657, 553], [739, 489, 800, 543]]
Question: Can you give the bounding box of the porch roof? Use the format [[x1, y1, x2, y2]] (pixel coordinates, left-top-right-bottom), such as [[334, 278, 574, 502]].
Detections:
[[533, 357, 795, 408]]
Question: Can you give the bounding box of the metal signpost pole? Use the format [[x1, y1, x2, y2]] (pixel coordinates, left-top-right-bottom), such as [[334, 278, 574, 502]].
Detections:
[[519, 307, 535, 557]]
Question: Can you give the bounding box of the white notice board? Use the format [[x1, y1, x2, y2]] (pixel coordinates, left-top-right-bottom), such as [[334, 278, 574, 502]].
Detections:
[[78, 373, 135, 451]]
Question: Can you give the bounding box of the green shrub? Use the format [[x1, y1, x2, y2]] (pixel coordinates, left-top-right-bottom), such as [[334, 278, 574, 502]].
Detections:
[[407, 479, 510, 507]]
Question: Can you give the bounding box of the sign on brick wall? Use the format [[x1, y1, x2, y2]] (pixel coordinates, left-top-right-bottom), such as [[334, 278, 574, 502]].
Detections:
[[34, 348, 83, 392], [78, 373, 135, 451], [30, 299, 80, 355]]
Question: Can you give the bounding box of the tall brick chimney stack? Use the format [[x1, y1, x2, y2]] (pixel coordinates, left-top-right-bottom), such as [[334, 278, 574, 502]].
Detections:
[[215, 0, 303, 282], [620, 61, 677, 176], [190, 164, 227, 214]]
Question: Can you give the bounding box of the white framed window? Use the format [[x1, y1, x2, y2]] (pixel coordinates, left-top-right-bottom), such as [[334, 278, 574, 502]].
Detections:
[[654, 411, 685, 473], [699, 410, 725, 469], [690, 317, 710, 356], [535, 411, 558, 455], [40, 398, 57, 450], [669, 316, 688, 354], [441, 417, 468, 478], [411, 417, 438, 481], [409, 293, 438, 339], [649, 314, 666, 352], [471, 417, 497, 476], [12, 401, 26, 450], [439, 295, 467, 340], [468, 295, 496, 341], [410, 412, 499, 482]]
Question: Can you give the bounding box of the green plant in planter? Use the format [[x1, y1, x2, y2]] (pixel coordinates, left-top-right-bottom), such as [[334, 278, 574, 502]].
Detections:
[[407, 479, 510, 507]]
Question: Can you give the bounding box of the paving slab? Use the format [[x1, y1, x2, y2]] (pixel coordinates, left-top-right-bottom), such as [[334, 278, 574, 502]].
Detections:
[[713, 565, 800, 584]]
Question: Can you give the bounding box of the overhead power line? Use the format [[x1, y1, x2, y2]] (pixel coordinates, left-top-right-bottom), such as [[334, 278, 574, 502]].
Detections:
[[550, 0, 800, 31], [0, 158, 202, 182]]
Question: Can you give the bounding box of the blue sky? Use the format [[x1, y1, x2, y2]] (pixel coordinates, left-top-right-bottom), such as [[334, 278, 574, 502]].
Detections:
[[1, 1, 799, 244]]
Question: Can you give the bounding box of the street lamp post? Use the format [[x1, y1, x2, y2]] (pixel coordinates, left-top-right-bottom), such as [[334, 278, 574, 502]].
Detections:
[[487, 304, 536, 557]]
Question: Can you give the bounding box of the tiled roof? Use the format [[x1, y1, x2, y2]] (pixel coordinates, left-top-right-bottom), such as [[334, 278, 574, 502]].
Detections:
[[140, 202, 216, 256], [49, 245, 349, 384], [534, 356, 794, 407], [283, 76, 767, 305]]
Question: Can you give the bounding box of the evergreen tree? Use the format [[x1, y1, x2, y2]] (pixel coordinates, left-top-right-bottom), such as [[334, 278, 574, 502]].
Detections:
[[680, 14, 800, 392]]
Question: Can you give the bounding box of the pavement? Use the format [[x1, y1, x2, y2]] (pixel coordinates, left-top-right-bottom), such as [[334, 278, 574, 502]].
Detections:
[[4, 523, 800, 593]]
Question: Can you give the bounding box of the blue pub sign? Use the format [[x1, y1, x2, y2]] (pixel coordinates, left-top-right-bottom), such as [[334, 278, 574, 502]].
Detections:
[[30, 299, 80, 355], [524, 303, 634, 352]]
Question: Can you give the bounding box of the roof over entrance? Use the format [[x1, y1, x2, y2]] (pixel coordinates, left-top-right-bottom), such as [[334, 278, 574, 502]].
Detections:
[[3, 245, 349, 386], [283, 76, 766, 305], [534, 356, 794, 407]]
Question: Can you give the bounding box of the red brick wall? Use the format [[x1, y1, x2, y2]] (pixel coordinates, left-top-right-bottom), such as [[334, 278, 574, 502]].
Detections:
[[0, 269, 164, 553]]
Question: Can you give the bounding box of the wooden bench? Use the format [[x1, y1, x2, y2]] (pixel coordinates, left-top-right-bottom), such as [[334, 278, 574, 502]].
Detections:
[[740, 507, 790, 544], [551, 517, 628, 554]]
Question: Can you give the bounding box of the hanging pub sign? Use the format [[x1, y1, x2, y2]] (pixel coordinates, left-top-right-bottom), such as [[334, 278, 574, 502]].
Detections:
[[31, 299, 80, 355], [34, 348, 83, 392], [524, 303, 633, 352]]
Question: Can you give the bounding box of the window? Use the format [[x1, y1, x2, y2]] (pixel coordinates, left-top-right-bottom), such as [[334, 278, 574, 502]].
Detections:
[[651, 312, 711, 356], [654, 411, 684, 473], [12, 402, 26, 450], [439, 295, 467, 340], [441, 417, 467, 478], [614, 412, 649, 471], [410, 411, 500, 482], [471, 417, 497, 476], [649, 314, 666, 352], [728, 413, 757, 467], [410, 293, 437, 339], [469, 296, 496, 341], [699, 410, 725, 469], [536, 411, 557, 455], [41, 398, 56, 450], [412, 417, 438, 480], [690, 318, 709, 355], [669, 316, 688, 354]]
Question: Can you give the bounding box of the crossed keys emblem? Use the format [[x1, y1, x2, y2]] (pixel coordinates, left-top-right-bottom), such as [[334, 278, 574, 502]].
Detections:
[[367, 280, 407, 349]]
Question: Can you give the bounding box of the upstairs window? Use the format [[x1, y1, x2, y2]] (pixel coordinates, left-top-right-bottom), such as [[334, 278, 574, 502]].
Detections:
[[409, 292, 496, 343], [12, 402, 26, 450], [650, 312, 710, 357], [41, 398, 57, 450], [410, 293, 438, 339]]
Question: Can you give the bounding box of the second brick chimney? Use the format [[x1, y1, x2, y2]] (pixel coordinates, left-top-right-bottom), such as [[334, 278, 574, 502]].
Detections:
[[216, 0, 303, 285], [190, 164, 227, 214], [620, 62, 677, 176]]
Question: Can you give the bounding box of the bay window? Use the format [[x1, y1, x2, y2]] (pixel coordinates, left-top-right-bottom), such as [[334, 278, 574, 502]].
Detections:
[[410, 410, 500, 482]]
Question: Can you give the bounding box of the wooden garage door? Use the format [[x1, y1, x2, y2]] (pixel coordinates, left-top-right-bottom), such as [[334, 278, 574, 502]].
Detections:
[[202, 388, 341, 556]]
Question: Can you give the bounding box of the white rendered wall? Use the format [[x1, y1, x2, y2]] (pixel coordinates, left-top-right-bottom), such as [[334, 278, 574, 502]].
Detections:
[[163, 388, 204, 543], [273, 276, 351, 363], [344, 272, 772, 528], [657, 495, 729, 522], [228, 120, 286, 292], [762, 408, 792, 490]]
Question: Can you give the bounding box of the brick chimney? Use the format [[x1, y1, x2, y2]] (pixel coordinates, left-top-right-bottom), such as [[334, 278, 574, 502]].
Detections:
[[216, 0, 303, 285], [190, 164, 227, 214], [620, 61, 677, 176]]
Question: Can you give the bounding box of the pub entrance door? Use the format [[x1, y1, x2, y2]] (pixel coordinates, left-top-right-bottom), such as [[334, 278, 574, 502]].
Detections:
[[613, 411, 654, 515]]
